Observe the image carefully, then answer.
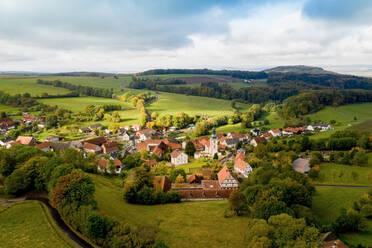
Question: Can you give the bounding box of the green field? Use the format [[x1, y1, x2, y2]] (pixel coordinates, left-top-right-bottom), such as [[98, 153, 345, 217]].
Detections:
[[0, 104, 20, 114], [91, 174, 251, 248], [0, 76, 71, 96], [348, 119, 372, 134], [174, 158, 211, 173], [313, 163, 372, 186], [0, 201, 74, 248], [312, 187, 372, 246], [147, 92, 251, 118], [307, 103, 372, 123]]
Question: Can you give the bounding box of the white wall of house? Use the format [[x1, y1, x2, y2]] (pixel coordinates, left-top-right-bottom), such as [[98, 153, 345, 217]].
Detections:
[[171, 153, 188, 166]]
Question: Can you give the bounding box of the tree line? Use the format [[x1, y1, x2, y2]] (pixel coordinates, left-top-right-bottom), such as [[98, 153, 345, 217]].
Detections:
[[37, 79, 114, 98], [281, 89, 372, 118]]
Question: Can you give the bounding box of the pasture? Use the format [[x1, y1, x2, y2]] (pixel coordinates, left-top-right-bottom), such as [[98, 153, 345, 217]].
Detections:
[[0, 76, 71, 96], [147, 91, 251, 118], [312, 186, 372, 246], [306, 103, 372, 123], [91, 174, 251, 248], [348, 119, 372, 134], [0, 201, 74, 248], [313, 163, 372, 186]]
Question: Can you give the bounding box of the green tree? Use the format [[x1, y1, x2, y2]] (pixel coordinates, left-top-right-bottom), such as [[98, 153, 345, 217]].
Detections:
[[46, 115, 58, 128], [228, 190, 247, 216], [185, 141, 196, 156]]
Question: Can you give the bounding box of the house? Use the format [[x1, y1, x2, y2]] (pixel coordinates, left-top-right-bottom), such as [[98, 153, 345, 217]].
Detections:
[[36, 142, 52, 152], [171, 150, 188, 166], [37, 123, 46, 129], [217, 165, 239, 189], [315, 124, 334, 131], [79, 127, 90, 133], [323, 239, 349, 248], [84, 136, 106, 146], [50, 142, 70, 152], [293, 158, 310, 174], [136, 128, 155, 141], [188, 174, 202, 184], [0, 137, 13, 148], [101, 140, 119, 154], [194, 151, 202, 159], [88, 123, 102, 130], [15, 136, 36, 146], [83, 142, 102, 154], [269, 129, 281, 137], [22, 114, 39, 124], [306, 125, 315, 131], [45, 135, 63, 142], [261, 132, 273, 140], [154, 176, 172, 192], [97, 158, 122, 174], [234, 159, 252, 178], [132, 124, 141, 131], [250, 128, 260, 136], [69, 140, 83, 150], [117, 131, 132, 141], [221, 138, 240, 148], [152, 141, 168, 158], [0, 117, 15, 132], [250, 137, 266, 147], [143, 159, 157, 167]]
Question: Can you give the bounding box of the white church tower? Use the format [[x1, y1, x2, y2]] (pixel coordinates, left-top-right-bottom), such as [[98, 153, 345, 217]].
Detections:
[[209, 127, 218, 157]]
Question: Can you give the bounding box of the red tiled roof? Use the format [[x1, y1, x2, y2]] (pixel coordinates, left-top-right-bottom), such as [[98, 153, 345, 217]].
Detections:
[[84, 142, 100, 151], [84, 136, 106, 145], [188, 174, 202, 184], [235, 152, 245, 161], [143, 159, 157, 167], [0, 118, 14, 129], [15, 136, 34, 145], [253, 137, 266, 144], [36, 141, 51, 149], [98, 158, 109, 168], [136, 128, 154, 135], [154, 176, 171, 192], [201, 180, 220, 190], [22, 114, 38, 121], [271, 129, 281, 133], [113, 158, 122, 166], [234, 159, 250, 171], [171, 149, 184, 158], [217, 165, 232, 185]]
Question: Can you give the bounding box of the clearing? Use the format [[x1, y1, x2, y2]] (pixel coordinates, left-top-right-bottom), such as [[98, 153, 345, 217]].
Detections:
[[91, 174, 251, 248]]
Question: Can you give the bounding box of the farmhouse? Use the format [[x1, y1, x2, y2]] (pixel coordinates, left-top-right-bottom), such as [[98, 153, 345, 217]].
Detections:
[[234, 159, 252, 178], [36, 142, 53, 152], [22, 114, 39, 124], [171, 150, 188, 166], [217, 165, 239, 189], [250, 137, 266, 147], [0, 117, 15, 132], [269, 129, 281, 137], [136, 128, 155, 141], [101, 140, 119, 154], [83, 142, 102, 154], [97, 158, 123, 174], [15, 136, 36, 146]]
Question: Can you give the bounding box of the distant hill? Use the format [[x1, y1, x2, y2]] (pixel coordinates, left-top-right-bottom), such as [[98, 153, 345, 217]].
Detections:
[[265, 65, 335, 74]]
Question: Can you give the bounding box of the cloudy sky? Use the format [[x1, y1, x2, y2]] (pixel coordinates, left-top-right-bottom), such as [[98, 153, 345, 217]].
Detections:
[[1, 0, 372, 74]]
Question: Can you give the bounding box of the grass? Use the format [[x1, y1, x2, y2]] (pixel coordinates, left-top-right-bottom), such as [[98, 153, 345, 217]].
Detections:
[[147, 91, 252, 118], [309, 122, 360, 140], [91, 174, 251, 248], [348, 119, 372, 134], [0, 201, 76, 248], [306, 103, 372, 123], [0, 104, 20, 114], [0, 76, 71, 96], [174, 158, 211, 173], [312, 187, 372, 246], [312, 163, 372, 186]]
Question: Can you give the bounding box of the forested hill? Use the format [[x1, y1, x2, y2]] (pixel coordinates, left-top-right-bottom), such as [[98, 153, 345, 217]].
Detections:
[[264, 65, 334, 74], [137, 69, 268, 79]]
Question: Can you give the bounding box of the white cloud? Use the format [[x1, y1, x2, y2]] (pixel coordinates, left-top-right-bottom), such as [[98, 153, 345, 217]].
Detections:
[[1, 1, 372, 73]]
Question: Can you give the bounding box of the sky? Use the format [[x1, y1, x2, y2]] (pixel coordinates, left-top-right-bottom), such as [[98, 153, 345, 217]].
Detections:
[[1, 0, 372, 74]]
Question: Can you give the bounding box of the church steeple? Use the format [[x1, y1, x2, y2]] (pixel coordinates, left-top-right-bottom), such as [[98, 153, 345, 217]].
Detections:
[[211, 127, 217, 139]]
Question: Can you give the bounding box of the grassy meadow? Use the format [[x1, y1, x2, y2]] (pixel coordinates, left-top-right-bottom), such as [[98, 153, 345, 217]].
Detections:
[[0, 201, 75, 248], [348, 119, 372, 134], [312, 187, 372, 246], [0, 76, 71, 96], [147, 91, 251, 118], [91, 174, 251, 248], [313, 163, 372, 186], [307, 103, 372, 123]]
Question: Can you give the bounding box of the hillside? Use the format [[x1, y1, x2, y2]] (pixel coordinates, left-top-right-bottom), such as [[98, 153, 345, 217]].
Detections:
[[265, 65, 334, 74]]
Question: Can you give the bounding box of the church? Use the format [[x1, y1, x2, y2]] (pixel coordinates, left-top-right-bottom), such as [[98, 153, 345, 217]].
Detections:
[[205, 127, 218, 157]]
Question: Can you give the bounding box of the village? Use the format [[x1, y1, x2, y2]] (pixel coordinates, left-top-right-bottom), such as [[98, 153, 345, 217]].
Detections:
[[0, 113, 335, 200]]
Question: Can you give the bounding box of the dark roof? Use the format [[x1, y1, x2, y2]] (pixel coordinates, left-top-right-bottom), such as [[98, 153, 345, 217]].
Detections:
[[84, 136, 106, 145]]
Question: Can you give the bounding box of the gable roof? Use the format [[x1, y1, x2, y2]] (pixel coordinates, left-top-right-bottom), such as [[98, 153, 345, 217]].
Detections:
[[84, 136, 106, 145], [154, 176, 172, 192], [234, 159, 251, 171], [217, 165, 233, 185], [235, 152, 245, 161], [137, 128, 155, 135], [98, 158, 109, 168], [270, 129, 281, 133], [84, 142, 101, 151], [36, 141, 52, 149], [15, 136, 34, 145], [171, 149, 185, 158]]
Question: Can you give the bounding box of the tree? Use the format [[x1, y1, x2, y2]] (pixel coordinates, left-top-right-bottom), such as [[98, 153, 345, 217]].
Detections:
[[332, 208, 368, 233], [46, 115, 58, 129], [153, 240, 169, 248], [169, 169, 186, 183], [175, 174, 185, 184], [228, 190, 247, 216], [7, 128, 20, 140], [213, 153, 218, 160], [185, 142, 196, 157], [86, 213, 109, 239]]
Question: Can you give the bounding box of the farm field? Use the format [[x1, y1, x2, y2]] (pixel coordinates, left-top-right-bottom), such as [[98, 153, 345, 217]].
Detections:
[[91, 174, 251, 248], [306, 103, 372, 123], [147, 91, 251, 117], [0, 201, 74, 248], [312, 187, 372, 246], [313, 163, 372, 186], [0, 104, 20, 114], [0, 76, 71, 96]]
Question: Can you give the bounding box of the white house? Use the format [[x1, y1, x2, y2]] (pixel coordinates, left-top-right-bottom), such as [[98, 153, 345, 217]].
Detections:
[[217, 165, 239, 189], [306, 125, 315, 131], [171, 150, 188, 166], [136, 128, 155, 141], [269, 129, 281, 137], [234, 159, 252, 178]]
